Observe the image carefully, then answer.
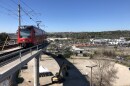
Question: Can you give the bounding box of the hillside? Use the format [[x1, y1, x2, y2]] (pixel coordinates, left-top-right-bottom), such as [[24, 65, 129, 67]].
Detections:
[[47, 30, 130, 39]]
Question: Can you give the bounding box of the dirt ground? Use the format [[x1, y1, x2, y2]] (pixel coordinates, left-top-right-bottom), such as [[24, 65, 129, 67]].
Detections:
[[69, 58, 130, 86], [18, 55, 62, 86], [18, 54, 130, 86]]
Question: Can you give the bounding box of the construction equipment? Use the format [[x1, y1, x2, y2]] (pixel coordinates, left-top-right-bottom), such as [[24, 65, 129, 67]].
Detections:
[[51, 62, 69, 83]]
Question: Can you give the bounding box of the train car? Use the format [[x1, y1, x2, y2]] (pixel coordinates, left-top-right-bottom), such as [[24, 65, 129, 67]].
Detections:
[[17, 25, 46, 47]]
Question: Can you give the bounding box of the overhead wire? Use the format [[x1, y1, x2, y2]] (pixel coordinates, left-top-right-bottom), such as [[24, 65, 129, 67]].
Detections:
[[20, 0, 41, 22], [1, 0, 42, 26], [0, 4, 18, 17], [10, 0, 36, 25], [21, 7, 36, 23], [0, 0, 19, 22], [11, 0, 18, 5], [0, 0, 17, 11], [0, 10, 16, 20], [20, 0, 37, 15], [10, 0, 27, 25], [21, 16, 28, 25]]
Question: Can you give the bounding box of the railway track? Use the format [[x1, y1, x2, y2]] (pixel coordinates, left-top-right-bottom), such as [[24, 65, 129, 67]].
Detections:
[[0, 42, 49, 67]]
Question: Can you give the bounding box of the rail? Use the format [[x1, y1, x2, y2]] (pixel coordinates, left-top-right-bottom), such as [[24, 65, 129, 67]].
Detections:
[[0, 42, 48, 67], [0, 49, 42, 82], [0, 42, 49, 82]]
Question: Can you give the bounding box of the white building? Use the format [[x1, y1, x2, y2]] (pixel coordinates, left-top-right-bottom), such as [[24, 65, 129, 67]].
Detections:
[[90, 37, 127, 46], [71, 46, 85, 54], [47, 37, 71, 42]]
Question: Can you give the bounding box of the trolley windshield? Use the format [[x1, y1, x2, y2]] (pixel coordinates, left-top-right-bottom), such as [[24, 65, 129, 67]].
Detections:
[[20, 29, 31, 38]]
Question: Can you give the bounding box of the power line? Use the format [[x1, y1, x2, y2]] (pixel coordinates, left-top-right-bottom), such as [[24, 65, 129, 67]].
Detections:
[[21, 16, 28, 25], [11, 0, 37, 25], [10, 0, 42, 26], [20, 0, 41, 21], [0, 9, 18, 20], [20, 0, 37, 16], [21, 7, 36, 23], [21, 6, 34, 17], [0, 4, 18, 17], [9, 14, 18, 20], [0, 0, 19, 24], [11, 0, 18, 5], [0, 0, 17, 12]]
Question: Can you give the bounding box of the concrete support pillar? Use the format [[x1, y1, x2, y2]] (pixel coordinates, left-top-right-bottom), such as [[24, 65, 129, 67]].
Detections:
[[34, 55, 40, 86]]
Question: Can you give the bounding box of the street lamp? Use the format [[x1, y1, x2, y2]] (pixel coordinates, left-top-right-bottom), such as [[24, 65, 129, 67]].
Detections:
[[86, 65, 97, 86]]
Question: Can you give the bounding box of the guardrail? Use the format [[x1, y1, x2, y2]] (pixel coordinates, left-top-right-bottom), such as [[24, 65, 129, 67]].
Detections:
[[0, 42, 48, 82], [0, 49, 42, 82], [0, 42, 48, 67]]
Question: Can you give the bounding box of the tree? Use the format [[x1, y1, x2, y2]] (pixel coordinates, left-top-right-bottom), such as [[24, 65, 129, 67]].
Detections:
[[0, 33, 9, 45], [0, 33, 9, 41], [63, 47, 73, 58], [92, 57, 118, 86]]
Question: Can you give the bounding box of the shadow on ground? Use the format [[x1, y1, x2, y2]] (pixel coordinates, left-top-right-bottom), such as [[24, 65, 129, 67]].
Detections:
[[42, 51, 90, 86]]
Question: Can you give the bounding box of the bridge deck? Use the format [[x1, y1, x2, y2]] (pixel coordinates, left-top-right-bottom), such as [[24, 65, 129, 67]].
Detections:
[[0, 49, 42, 82]]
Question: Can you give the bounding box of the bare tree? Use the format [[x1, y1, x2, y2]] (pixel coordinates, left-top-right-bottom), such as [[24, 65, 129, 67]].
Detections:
[[92, 57, 118, 86]]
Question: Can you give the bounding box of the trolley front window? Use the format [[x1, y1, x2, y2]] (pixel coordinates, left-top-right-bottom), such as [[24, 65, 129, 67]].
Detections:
[[20, 29, 31, 38]]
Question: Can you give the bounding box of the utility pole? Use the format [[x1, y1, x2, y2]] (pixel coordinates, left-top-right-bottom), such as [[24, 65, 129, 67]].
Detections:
[[86, 65, 97, 86], [34, 55, 40, 86], [36, 21, 42, 29], [18, 0, 21, 27]]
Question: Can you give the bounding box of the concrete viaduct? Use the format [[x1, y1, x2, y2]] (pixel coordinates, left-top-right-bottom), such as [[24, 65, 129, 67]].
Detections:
[[0, 48, 44, 86]]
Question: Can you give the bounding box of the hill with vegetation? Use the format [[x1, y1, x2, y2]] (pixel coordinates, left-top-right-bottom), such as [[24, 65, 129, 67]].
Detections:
[[47, 30, 130, 40]]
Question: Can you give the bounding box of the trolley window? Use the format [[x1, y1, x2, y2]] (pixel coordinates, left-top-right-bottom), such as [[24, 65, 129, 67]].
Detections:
[[20, 29, 31, 38]]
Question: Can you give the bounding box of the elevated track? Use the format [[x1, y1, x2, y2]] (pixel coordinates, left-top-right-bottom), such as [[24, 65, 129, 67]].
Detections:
[[0, 42, 49, 85], [0, 42, 48, 67]]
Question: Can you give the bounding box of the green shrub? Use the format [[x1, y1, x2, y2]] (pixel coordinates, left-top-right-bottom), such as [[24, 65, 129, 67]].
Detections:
[[63, 47, 73, 58]]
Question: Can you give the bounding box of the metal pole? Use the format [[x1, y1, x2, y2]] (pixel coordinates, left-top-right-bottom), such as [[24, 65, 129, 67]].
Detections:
[[19, 50, 21, 60], [18, 0, 21, 26], [34, 55, 39, 86], [37, 45, 38, 50], [91, 67, 92, 86], [86, 65, 97, 86]]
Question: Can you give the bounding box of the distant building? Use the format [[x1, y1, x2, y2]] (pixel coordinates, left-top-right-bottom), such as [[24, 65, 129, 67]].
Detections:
[[47, 37, 71, 42], [71, 46, 86, 56], [90, 37, 128, 46], [90, 39, 109, 45]]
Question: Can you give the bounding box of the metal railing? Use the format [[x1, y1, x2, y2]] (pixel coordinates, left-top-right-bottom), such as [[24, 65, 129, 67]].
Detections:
[[0, 42, 48, 67]]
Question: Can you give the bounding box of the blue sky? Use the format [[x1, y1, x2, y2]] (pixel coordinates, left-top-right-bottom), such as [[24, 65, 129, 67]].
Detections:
[[0, 0, 130, 33]]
